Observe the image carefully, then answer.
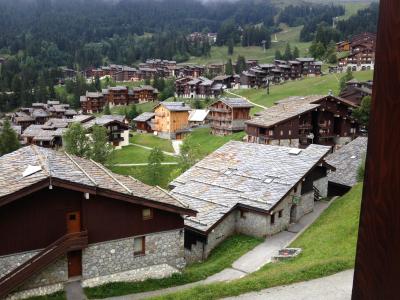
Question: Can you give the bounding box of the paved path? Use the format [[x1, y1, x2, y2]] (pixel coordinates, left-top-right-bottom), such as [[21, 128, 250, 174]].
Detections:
[[65, 280, 87, 300], [224, 269, 354, 300], [225, 90, 267, 109], [102, 200, 334, 300], [112, 162, 179, 167], [171, 140, 183, 155], [129, 143, 176, 157]]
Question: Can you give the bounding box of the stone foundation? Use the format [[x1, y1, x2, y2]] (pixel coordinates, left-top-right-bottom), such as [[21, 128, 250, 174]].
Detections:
[[2, 229, 185, 298]]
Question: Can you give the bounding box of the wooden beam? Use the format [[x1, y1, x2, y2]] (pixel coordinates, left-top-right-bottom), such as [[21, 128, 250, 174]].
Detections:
[[352, 1, 400, 299]]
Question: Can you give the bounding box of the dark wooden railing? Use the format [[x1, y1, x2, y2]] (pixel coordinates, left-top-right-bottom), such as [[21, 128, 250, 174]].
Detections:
[[0, 231, 88, 299]]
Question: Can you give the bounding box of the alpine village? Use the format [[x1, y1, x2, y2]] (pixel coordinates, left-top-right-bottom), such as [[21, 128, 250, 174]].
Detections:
[[0, 0, 378, 299]]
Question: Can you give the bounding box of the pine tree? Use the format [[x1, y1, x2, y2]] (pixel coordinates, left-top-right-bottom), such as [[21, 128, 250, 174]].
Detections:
[[352, 96, 371, 128], [146, 147, 164, 186], [235, 55, 247, 74], [103, 103, 111, 115], [225, 58, 234, 75], [275, 50, 282, 60], [228, 39, 234, 55], [293, 46, 300, 59], [90, 125, 113, 164], [94, 75, 101, 91], [283, 43, 292, 61], [63, 123, 90, 158], [0, 119, 20, 156], [339, 69, 354, 92]]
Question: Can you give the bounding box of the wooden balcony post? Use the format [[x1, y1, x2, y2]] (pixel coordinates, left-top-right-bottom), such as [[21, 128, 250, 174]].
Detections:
[[352, 1, 400, 299]]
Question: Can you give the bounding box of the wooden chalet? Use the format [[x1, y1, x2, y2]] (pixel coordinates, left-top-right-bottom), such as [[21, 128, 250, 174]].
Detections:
[[339, 79, 373, 106], [154, 102, 191, 139], [336, 41, 351, 52], [246, 95, 360, 148], [338, 47, 375, 72], [80, 92, 106, 114], [130, 86, 158, 103], [112, 67, 138, 82], [209, 98, 253, 136], [82, 115, 129, 148], [0, 146, 195, 299], [170, 141, 332, 262], [133, 112, 156, 133], [175, 77, 222, 99]]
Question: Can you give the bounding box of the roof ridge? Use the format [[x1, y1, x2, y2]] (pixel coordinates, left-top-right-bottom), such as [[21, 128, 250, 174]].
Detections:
[[64, 152, 98, 186], [90, 159, 132, 194], [30, 145, 50, 177], [156, 186, 190, 208]]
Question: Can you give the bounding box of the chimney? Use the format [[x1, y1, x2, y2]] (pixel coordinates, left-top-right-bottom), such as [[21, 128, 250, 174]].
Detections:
[[328, 89, 333, 96]]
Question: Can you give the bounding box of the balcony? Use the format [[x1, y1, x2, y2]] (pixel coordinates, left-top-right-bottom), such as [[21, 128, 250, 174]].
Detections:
[[209, 115, 232, 121], [299, 123, 312, 130], [210, 108, 230, 113]]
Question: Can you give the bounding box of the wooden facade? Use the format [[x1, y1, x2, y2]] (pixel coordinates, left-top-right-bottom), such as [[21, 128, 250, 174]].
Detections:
[[209, 99, 253, 136], [154, 102, 191, 139], [246, 95, 360, 148]]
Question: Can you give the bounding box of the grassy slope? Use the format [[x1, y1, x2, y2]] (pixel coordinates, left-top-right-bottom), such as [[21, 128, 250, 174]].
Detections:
[[231, 70, 374, 114], [110, 165, 178, 189], [108, 145, 178, 165], [130, 133, 175, 153], [84, 235, 263, 299], [151, 183, 363, 300], [186, 128, 246, 158], [188, 25, 311, 65]]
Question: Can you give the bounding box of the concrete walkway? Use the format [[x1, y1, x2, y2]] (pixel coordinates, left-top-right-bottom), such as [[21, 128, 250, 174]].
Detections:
[[102, 199, 334, 300], [171, 140, 183, 155], [224, 269, 354, 300], [129, 143, 176, 157], [65, 280, 87, 300], [225, 90, 267, 109]]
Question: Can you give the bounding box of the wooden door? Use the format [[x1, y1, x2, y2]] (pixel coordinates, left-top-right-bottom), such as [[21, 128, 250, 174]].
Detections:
[[66, 211, 81, 234], [67, 250, 82, 278]]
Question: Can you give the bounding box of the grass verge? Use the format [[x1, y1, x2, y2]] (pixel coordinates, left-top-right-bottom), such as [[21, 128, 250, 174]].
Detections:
[[130, 133, 175, 153], [186, 128, 246, 159], [149, 183, 362, 300], [84, 235, 263, 299]]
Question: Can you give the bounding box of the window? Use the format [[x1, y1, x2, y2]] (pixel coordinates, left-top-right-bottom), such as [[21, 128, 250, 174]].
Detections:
[[269, 130, 274, 136], [288, 130, 292, 136], [278, 210, 283, 218], [270, 213, 275, 225], [134, 236, 145, 256], [240, 210, 246, 219], [280, 130, 283, 136], [142, 208, 153, 220]]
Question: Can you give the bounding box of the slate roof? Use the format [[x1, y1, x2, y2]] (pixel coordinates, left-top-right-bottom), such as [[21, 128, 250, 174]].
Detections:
[[0, 146, 194, 215], [218, 98, 253, 108], [246, 95, 322, 128], [170, 141, 331, 232], [158, 102, 192, 112], [82, 115, 127, 129], [326, 137, 368, 187], [133, 112, 156, 122]]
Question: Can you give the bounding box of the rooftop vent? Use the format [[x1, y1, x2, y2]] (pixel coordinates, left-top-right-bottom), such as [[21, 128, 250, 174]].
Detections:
[[289, 148, 302, 155], [22, 165, 42, 178], [264, 177, 274, 184], [351, 155, 357, 159]]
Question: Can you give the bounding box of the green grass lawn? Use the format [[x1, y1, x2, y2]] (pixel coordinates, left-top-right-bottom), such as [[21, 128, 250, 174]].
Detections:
[[150, 183, 362, 300], [231, 70, 374, 114], [110, 165, 179, 189], [188, 25, 311, 66], [186, 128, 246, 159], [130, 133, 175, 153], [108, 145, 178, 165], [84, 235, 263, 299]]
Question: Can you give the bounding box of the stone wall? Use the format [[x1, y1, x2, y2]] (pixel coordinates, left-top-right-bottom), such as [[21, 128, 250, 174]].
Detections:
[[0, 251, 68, 291], [204, 212, 236, 258], [236, 211, 268, 238], [313, 176, 328, 198], [184, 241, 204, 264], [82, 229, 185, 279], [297, 191, 314, 219], [266, 194, 292, 236]]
